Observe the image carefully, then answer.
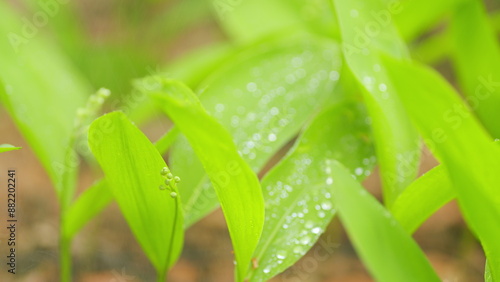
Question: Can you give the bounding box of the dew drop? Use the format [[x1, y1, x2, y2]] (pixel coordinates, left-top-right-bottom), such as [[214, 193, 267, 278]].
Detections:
[[276, 250, 287, 260], [378, 83, 387, 92], [350, 9, 359, 17], [326, 177, 333, 185], [246, 82, 257, 92], [270, 107, 280, 116], [311, 227, 322, 234], [286, 74, 296, 84], [321, 202, 332, 211], [354, 167, 364, 175], [215, 103, 225, 112], [329, 70, 339, 81], [293, 246, 304, 254], [268, 133, 277, 142], [301, 236, 311, 245], [263, 266, 271, 274]]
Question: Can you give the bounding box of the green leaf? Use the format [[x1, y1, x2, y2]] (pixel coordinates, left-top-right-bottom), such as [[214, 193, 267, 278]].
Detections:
[[63, 180, 113, 239], [394, 0, 467, 41], [330, 161, 441, 282], [0, 3, 90, 196], [213, 0, 337, 43], [168, 35, 342, 227], [88, 112, 183, 276], [332, 0, 420, 206], [393, 139, 500, 234], [450, 0, 500, 138], [391, 165, 454, 234], [247, 101, 375, 281], [147, 80, 265, 282], [63, 126, 180, 239], [0, 144, 21, 153], [383, 56, 500, 280], [486, 261, 493, 282]]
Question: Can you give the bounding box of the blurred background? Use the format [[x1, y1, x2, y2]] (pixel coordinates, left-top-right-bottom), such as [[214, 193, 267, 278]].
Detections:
[[0, 0, 496, 281]]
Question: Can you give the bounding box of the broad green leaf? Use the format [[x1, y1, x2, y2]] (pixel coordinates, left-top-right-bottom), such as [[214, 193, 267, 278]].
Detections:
[[394, 0, 468, 41], [330, 161, 441, 282], [0, 144, 21, 153], [88, 112, 183, 275], [213, 0, 337, 43], [383, 56, 500, 280], [247, 102, 375, 281], [450, 0, 500, 138], [391, 165, 454, 234], [63, 180, 113, 239], [0, 3, 90, 197], [169, 35, 342, 226], [393, 139, 500, 234], [147, 79, 264, 282], [333, 0, 420, 206], [486, 261, 493, 282], [63, 126, 181, 239]]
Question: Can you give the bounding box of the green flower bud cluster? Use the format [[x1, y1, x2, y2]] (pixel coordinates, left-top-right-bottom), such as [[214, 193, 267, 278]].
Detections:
[[159, 166, 180, 198], [74, 88, 111, 130]]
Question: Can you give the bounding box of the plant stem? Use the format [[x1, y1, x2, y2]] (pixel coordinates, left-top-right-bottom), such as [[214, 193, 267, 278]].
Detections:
[[157, 270, 167, 282], [60, 228, 71, 282], [59, 136, 78, 282]]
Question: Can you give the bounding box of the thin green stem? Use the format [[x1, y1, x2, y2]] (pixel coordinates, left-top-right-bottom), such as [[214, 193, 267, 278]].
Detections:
[[59, 139, 78, 282], [157, 269, 167, 282], [60, 228, 72, 282]]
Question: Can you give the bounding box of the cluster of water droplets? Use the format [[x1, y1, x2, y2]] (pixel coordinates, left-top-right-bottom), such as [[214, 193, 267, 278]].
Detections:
[[200, 42, 341, 172], [361, 71, 391, 100], [256, 154, 337, 278]]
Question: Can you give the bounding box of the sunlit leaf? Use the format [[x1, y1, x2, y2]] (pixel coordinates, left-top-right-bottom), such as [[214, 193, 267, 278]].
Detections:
[[486, 261, 493, 282], [88, 112, 183, 276], [169, 35, 342, 226], [64, 125, 181, 238], [63, 180, 113, 239], [146, 79, 264, 281], [391, 165, 454, 234], [213, 0, 337, 43], [330, 161, 441, 281], [247, 101, 375, 281], [384, 56, 500, 280], [394, 0, 467, 41], [0, 2, 90, 196], [0, 144, 21, 153], [333, 0, 420, 206], [450, 0, 500, 138]]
